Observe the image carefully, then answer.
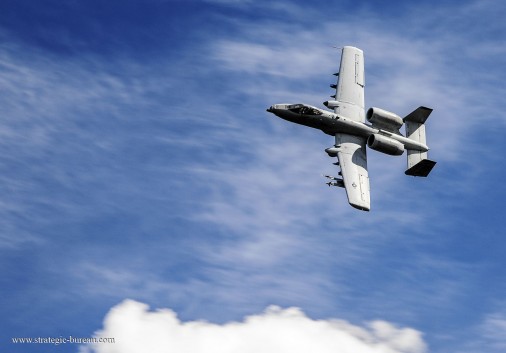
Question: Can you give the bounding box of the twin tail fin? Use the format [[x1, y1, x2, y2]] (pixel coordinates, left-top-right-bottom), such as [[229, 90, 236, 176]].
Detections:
[[403, 106, 436, 177]]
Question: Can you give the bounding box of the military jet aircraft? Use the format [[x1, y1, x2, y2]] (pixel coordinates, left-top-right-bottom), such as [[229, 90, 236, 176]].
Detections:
[[267, 46, 435, 211]]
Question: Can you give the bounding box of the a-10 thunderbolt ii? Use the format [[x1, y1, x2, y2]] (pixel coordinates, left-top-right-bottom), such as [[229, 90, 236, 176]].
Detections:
[[267, 46, 435, 211]]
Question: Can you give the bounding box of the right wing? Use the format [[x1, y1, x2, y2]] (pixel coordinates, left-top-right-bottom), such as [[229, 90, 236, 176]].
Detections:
[[335, 133, 370, 211]]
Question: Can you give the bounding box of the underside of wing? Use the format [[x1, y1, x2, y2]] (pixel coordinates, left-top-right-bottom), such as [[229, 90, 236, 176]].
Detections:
[[335, 133, 370, 211], [332, 46, 365, 122]]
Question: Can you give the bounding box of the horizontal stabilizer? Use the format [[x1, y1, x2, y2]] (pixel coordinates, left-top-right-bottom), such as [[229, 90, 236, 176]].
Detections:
[[405, 159, 436, 177], [403, 106, 433, 124]]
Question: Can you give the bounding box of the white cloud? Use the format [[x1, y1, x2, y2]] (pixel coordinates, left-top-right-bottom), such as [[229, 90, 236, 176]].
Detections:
[[172, 3, 506, 333], [81, 300, 427, 353], [1, 4, 504, 353]]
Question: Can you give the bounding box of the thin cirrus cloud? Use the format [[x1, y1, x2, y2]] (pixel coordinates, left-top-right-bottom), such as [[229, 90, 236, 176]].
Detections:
[[481, 312, 506, 350], [1, 1, 505, 353]]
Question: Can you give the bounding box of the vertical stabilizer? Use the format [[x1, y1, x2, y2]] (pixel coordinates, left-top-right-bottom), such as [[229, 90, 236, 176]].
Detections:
[[332, 46, 365, 122], [404, 106, 436, 177]]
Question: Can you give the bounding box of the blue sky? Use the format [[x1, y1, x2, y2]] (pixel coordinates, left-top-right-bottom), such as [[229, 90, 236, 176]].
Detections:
[[1, 0, 505, 352]]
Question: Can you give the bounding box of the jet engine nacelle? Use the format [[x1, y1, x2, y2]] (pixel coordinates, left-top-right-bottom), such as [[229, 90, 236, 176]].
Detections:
[[366, 107, 403, 132], [367, 134, 404, 156]]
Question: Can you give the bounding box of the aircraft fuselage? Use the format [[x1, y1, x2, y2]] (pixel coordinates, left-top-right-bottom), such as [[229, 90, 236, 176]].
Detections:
[[266, 104, 428, 152]]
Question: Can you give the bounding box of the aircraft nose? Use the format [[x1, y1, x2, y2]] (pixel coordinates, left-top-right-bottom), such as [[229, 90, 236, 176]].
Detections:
[[266, 105, 274, 113]]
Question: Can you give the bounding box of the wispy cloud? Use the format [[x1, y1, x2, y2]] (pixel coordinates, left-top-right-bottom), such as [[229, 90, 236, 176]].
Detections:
[[2, 2, 505, 353], [0, 32, 206, 248], [177, 2, 506, 348], [480, 311, 506, 351]]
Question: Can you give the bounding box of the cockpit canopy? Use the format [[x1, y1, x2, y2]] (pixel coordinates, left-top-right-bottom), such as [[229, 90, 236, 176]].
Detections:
[[287, 104, 323, 115]]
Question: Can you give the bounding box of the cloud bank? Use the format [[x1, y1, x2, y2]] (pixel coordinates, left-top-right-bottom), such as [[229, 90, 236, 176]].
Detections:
[[82, 300, 426, 353]]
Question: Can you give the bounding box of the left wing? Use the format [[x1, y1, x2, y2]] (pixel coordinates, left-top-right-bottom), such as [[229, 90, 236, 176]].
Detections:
[[334, 133, 370, 211], [332, 46, 365, 122]]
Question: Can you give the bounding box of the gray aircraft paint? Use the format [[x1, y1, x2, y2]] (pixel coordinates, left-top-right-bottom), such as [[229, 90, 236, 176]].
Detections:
[[267, 46, 436, 211]]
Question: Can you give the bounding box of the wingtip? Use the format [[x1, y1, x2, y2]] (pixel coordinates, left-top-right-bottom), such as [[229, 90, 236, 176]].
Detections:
[[350, 203, 370, 212]]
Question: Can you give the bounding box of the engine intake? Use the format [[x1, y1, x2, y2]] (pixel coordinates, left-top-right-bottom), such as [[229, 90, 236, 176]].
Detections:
[[366, 107, 403, 132], [367, 134, 404, 156]]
